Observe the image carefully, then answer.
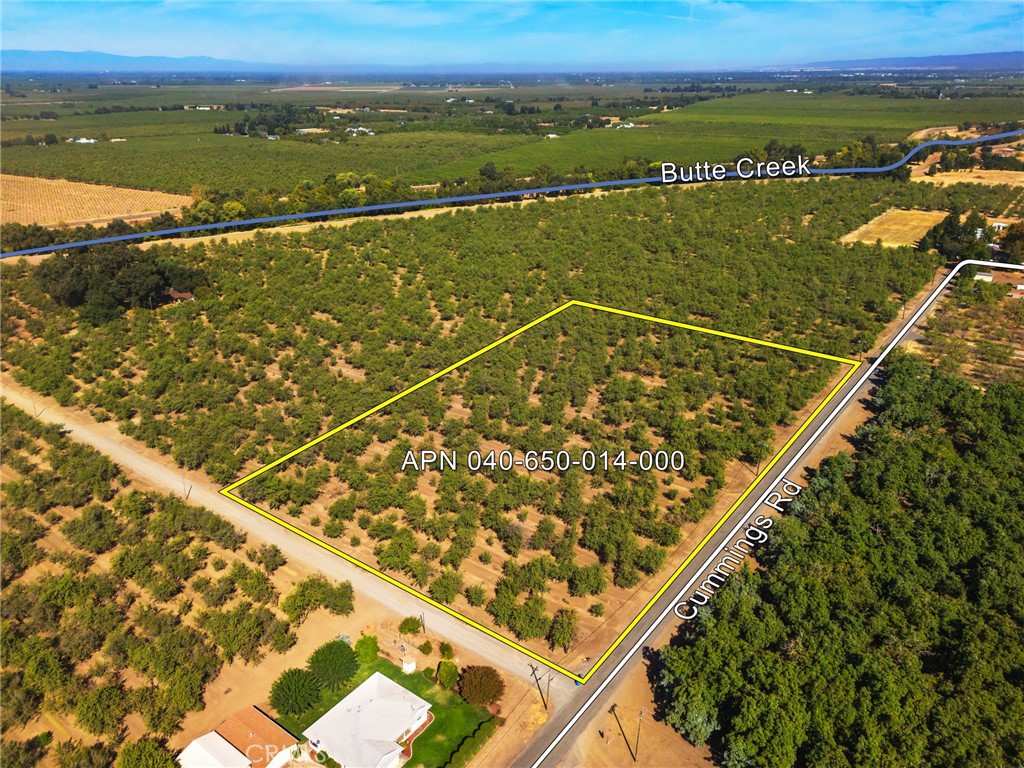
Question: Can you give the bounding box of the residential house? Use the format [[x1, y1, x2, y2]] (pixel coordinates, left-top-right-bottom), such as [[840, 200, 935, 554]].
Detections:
[[177, 706, 298, 768], [303, 672, 432, 768]]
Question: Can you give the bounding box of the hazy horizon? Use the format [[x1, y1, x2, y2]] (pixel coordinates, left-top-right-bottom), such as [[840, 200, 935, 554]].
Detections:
[[2, 1, 1023, 72]]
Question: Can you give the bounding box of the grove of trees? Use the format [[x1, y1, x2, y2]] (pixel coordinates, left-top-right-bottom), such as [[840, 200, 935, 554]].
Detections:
[[0, 403, 353, 764], [6, 177, 1020, 651], [655, 354, 1024, 767]]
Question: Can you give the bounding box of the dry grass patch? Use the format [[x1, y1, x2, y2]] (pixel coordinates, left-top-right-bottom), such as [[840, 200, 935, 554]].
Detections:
[[1, 173, 192, 226], [913, 168, 1024, 188], [841, 208, 948, 248]]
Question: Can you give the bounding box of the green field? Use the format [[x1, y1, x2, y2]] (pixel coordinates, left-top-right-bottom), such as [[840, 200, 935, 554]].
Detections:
[[1, 108, 230, 140], [1, 90, 1020, 192], [416, 93, 1024, 181], [0, 131, 537, 193]]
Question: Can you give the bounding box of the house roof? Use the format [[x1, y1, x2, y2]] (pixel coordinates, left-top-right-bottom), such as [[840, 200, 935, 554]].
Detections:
[[302, 672, 431, 768], [215, 707, 297, 768], [178, 732, 251, 768]]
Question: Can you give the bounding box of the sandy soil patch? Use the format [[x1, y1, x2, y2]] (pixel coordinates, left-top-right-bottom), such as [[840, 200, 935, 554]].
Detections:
[[1, 173, 191, 227]]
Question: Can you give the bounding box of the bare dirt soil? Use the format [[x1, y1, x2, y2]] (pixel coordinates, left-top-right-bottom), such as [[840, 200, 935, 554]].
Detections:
[[1, 173, 192, 227]]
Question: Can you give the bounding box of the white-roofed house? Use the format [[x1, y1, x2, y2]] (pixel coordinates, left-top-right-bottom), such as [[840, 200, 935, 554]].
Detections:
[[302, 672, 433, 768], [177, 731, 251, 768]]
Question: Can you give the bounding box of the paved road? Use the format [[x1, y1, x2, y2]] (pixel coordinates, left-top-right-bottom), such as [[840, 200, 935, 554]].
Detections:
[[515, 260, 1024, 768], [511, 365, 866, 768]]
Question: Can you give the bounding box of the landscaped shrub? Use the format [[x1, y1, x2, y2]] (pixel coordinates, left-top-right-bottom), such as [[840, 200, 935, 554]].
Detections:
[[437, 660, 459, 689], [458, 666, 505, 707], [399, 616, 422, 634], [307, 640, 358, 692], [354, 634, 380, 664], [269, 668, 321, 716]]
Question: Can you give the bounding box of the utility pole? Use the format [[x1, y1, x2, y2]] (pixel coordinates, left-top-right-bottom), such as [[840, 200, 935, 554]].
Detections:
[[635, 707, 647, 762], [420, 612, 427, 635], [528, 663, 548, 710]]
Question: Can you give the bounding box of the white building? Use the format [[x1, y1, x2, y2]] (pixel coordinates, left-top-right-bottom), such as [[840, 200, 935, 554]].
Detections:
[[178, 733, 250, 768], [303, 672, 432, 768], [178, 707, 298, 768]]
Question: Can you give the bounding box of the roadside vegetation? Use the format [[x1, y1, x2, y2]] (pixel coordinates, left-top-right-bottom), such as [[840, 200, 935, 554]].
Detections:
[[654, 354, 1024, 768]]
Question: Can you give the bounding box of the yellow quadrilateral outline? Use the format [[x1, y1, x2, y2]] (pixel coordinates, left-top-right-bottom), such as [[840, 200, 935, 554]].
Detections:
[[220, 300, 860, 683]]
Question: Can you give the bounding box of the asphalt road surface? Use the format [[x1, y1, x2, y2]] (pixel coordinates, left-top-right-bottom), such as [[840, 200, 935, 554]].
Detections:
[[516, 259, 1022, 768]]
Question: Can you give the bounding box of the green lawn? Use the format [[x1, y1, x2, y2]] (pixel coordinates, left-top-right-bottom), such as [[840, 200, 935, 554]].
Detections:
[[276, 657, 491, 768]]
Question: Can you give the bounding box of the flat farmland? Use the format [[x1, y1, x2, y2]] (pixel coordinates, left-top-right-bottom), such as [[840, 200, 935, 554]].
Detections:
[[915, 168, 1024, 188], [0, 173, 192, 226], [415, 93, 1024, 181], [229, 303, 847, 674], [4, 89, 1020, 193], [840, 207, 949, 247], [0, 108, 231, 141], [0, 131, 538, 193]]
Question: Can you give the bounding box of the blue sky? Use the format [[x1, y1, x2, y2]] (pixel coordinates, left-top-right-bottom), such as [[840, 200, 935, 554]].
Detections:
[[2, 1, 1022, 70]]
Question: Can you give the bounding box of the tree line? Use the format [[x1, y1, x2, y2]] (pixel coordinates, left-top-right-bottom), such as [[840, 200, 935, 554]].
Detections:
[[654, 354, 1024, 767]]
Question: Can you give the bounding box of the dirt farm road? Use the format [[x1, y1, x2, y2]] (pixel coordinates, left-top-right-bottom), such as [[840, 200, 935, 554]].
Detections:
[[0, 375, 579, 700]]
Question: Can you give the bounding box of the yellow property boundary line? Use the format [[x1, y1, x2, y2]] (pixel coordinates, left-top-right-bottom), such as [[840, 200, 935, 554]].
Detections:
[[220, 300, 860, 683]]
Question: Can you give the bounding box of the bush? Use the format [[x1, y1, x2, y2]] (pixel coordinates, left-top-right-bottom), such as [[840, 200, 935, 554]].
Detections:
[[398, 616, 422, 634], [445, 719, 498, 768], [247, 543, 285, 573], [418, 641, 433, 655], [589, 603, 605, 617], [354, 634, 380, 664], [307, 640, 358, 692], [2, 734, 51, 768], [439, 641, 454, 660], [281, 576, 354, 625], [437, 660, 459, 688], [458, 666, 506, 707], [115, 739, 176, 768], [55, 739, 116, 768], [465, 585, 487, 607], [269, 668, 321, 716]]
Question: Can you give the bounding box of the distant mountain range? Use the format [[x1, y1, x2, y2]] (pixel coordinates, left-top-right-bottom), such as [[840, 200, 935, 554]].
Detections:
[[806, 51, 1023, 70], [1, 49, 278, 73], [2, 48, 1022, 75]]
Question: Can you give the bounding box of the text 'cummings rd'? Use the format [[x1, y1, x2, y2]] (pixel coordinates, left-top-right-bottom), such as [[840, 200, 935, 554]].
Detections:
[[674, 478, 803, 621]]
